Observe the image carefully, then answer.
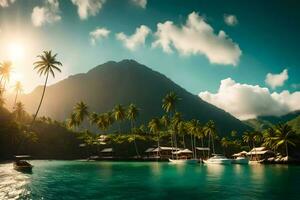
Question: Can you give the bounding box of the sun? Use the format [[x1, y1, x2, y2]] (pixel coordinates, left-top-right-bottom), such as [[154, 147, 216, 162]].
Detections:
[[8, 42, 25, 62]]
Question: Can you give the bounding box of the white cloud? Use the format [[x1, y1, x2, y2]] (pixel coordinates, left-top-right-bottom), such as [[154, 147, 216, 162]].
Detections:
[[31, 0, 61, 27], [199, 78, 300, 120], [224, 14, 238, 26], [152, 12, 242, 66], [0, 0, 16, 7], [265, 69, 288, 89], [71, 0, 106, 20], [116, 25, 150, 51], [131, 0, 147, 9], [89, 27, 110, 45]]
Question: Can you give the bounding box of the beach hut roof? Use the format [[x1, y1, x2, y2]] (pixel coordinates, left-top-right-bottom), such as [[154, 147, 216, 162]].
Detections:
[[232, 151, 248, 157], [247, 150, 274, 155], [196, 147, 210, 151], [172, 149, 193, 154], [101, 148, 113, 153], [145, 148, 155, 153], [152, 147, 181, 152], [250, 147, 266, 152]]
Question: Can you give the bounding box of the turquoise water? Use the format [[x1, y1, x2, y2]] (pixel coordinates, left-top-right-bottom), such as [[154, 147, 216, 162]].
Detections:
[[0, 161, 300, 200]]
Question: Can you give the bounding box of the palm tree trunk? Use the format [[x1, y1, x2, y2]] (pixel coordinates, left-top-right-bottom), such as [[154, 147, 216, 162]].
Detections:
[[285, 141, 289, 158], [183, 134, 186, 148], [212, 134, 215, 154], [170, 130, 174, 159], [14, 90, 19, 106], [190, 134, 194, 159], [157, 131, 160, 159], [194, 135, 197, 159], [208, 134, 211, 157], [132, 120, 140, 158], [32, 72, 49, 123]]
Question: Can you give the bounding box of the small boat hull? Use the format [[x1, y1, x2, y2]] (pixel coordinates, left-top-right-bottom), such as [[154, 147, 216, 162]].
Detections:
[[13, 161, 33, 172], [203, 159, 232, 165]]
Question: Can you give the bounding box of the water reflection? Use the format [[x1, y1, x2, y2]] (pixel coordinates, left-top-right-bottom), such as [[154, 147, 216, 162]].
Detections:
[[0, 163, 30, 199]]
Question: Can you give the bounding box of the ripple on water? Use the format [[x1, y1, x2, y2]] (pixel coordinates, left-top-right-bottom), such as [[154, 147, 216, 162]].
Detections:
[[0, 163, 30, 200]]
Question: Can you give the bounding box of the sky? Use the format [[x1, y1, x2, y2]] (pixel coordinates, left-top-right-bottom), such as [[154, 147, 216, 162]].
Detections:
[[0, 0, 299, 120]]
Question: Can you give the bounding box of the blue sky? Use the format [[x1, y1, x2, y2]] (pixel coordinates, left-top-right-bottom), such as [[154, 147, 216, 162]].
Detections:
[[0, 0, 299, 119]]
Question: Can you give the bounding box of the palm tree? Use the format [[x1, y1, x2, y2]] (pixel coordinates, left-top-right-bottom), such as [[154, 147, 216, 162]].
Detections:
[[13, 81, 23, 106], [273, 124, 298, 158], [67, 112, 79, 129], [127, 104, 140, 157], [97, 114, 109, 132], [187, 119, 201, 158], [73, 101, 89, 128], [162, 92, 180, 155], [113, 104, 126, 133], [162, 92, 179, 114], [204, 120, 217, 155], [221, 137, 230, 155], [242, 131, 253, 150], [0, 61, 13, 91], [171, 112, 182, 151], [177, 121, 186, 148], [148, 118, 161, 158], [13, 101, 25, 121], [262, 127, 276, 152], [32, 51, 62, 122], [89, 112, 99, 126]]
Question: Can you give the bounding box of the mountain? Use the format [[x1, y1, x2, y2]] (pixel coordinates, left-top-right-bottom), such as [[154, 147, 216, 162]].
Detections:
[[20, 60, 250, 135], [257, 110, 300, 124], [244, 111, 300, 132]]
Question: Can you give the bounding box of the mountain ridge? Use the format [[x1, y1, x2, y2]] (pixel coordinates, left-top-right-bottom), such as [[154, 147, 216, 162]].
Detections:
[[20, 59, 250, 135]]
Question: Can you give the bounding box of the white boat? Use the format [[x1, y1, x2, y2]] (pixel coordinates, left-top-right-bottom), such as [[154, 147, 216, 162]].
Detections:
[[203, 155, 232, 165], [231, 156, 249, 164]]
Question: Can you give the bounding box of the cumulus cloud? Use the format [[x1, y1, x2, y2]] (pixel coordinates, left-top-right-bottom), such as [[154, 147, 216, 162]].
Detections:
[[71, 0, 106, 20], [224, 14, 238, 26], [31, 0, 61, 27], [116, 25, 151, 51], [0, 0, 16, 7], [152, 12, 242, 66], [89, 27, 110, 45], [199, 78, 300, 120], [131, 0, 147, 9], [265, 69, 288, 89]]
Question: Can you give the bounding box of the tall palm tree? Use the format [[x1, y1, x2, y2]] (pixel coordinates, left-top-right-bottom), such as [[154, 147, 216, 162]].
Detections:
[[242, 131, 253, 150], [0, 61, 13, 91], [89, 112, 99, 126], [97, 114, 109, 132], [262, 127, 277, 152], [127, 104, 140, 157], [32, 51, 62, 122], [13, 101, 25, 121], [187, 119, 201, 158], [273, 124, 298, 158], [177, 121, 186, 148], [162, 92, 180, 155], [74, 101, 89, 126], [113, 104, 126, 133], [13, 81, 23, 106], [162, 92, 179, 114], [204, 120, 217, 155], [148, 118, 161, 157], [171, 112, 182, 151], [67, 112, 79, 129]]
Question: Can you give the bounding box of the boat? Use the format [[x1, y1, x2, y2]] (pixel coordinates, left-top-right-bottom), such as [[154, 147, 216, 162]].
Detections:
[[203, 155, 232, 165], [13, 155, 33, 172], [231, 156, 249, 164]]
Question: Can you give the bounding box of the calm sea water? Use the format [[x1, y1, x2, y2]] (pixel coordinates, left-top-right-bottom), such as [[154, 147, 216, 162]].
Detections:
[[0, 160, 300, 200]]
